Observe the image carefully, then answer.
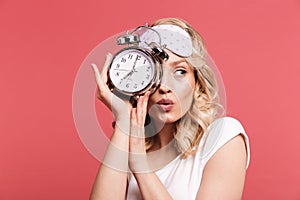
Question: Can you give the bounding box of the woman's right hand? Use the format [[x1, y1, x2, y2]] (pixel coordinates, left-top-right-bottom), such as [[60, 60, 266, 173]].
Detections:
[[91, 53, 132, 131]]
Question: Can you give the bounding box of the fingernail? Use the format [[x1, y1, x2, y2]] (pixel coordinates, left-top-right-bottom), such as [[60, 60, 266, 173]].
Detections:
[[139, 95, 144, 102], [146, 91, 150, 97], [91, 64, 97, 70], [132, 107, 137, 113], [106, 53, 112, 59]]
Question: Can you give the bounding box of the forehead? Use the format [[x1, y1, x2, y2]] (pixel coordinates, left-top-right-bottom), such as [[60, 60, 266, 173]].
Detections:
[[162, 50, 193, 69]]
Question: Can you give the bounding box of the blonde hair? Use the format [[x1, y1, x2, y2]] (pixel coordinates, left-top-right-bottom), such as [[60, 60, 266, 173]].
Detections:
[[145, 18, 222, 158]]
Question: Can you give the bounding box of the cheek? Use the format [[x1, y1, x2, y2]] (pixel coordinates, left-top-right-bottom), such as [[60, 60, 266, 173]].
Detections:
[[147, 98, 168, 126], [173, 78, 195, 112], [147, 98, 155, 112]]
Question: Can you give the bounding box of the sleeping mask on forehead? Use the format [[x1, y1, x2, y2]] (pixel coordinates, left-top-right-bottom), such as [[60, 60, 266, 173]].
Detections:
[[139, 24, 193, 58]]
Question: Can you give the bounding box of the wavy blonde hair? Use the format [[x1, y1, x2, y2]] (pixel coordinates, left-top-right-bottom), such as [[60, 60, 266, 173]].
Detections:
[[145, 17, 222, 158]]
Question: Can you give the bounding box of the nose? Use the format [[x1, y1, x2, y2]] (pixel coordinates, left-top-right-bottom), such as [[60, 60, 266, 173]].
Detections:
[[158, 67, 172, 94], [158, 83, 171, 94]]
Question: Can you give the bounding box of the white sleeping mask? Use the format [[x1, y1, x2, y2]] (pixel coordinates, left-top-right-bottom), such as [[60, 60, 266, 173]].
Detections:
[[139, 24, 193, 58]]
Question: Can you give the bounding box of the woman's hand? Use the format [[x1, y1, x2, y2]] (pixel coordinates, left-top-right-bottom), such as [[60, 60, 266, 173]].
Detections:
[[92, 54, 151, 172], [91, 53, 132, 132], [129, 91, 151, 173], [128, 92, 174, 199]]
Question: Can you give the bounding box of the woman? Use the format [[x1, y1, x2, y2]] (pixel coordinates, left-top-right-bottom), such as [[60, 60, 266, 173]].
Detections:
[[90, 17, 250, 200]]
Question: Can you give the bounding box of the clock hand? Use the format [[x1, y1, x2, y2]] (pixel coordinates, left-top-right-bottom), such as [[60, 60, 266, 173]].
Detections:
[[121, 69, 138, 81], [113, 68, 131, 71], [132, 55, 139, 70], [122, 71, 134, 80], [121, 55, 140, 81], [137, 64, 151, 68]]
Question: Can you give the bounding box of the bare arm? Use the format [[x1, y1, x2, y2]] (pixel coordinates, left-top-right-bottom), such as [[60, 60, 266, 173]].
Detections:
[[132, 173, 173, 200], [90, 54, 132, 200], [196, 135, 247, 200], [90, 124, 129, 200]]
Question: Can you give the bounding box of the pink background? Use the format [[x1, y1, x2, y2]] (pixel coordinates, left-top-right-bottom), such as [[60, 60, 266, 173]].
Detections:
[[1, 0, 300, 199]]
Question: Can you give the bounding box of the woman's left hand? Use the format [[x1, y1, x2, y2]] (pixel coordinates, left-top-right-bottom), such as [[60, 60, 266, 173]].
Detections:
[[127, 92, 174, 200], [129, 91, 151, 173]]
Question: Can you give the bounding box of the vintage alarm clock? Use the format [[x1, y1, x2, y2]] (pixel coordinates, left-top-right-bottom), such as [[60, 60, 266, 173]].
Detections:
[[108, 26, 169, 98]]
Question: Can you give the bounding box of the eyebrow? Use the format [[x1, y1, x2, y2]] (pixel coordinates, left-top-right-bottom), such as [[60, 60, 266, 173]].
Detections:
[[169, 59, 189, 67]]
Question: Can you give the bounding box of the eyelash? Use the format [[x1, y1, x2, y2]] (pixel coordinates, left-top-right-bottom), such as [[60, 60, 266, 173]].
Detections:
[[174, 69, 187, 76]]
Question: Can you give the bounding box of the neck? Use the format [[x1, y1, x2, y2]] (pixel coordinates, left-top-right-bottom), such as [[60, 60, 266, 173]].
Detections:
[[156, 123, 176, 148], [146, 120, 176, 150], [146, 122, 180, 171]]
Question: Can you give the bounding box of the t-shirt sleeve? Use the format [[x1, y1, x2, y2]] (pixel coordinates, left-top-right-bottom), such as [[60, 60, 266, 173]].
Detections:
[[199, 117, 250, 169]]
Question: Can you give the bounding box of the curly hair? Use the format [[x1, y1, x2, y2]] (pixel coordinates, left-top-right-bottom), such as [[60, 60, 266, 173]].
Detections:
[[145, 18, 223, 158]]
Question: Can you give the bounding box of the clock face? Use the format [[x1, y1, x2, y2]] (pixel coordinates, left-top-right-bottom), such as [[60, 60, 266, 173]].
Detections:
[[109, 48, 155, 94]]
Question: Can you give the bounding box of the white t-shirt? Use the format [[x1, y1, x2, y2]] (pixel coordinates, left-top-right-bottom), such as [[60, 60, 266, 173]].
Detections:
[[127, 117, 250, 200]]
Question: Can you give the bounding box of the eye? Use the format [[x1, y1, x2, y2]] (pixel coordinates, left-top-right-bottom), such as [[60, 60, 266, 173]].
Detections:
[[174, 69, 187, 77]]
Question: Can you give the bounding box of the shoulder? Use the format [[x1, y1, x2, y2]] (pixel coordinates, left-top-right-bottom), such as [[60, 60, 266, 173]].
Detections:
[[195, 117, 250, 198], [200, 116, 250, 169], [210, 116, 246, 134]]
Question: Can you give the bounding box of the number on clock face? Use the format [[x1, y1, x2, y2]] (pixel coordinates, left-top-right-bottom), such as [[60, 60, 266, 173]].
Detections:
[[109, 49, 155, 93]]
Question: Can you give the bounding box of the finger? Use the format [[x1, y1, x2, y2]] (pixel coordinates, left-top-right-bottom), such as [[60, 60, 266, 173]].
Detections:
[[142, 91, 150, 115], [91, 63, 102, 86], [137, 92, 150, 125], [92, 63, 112, 107], [136, 95, 144, 125], [131, 107, 137, 122], [100, 53, 113, 83], [130, 108, 138, 138]]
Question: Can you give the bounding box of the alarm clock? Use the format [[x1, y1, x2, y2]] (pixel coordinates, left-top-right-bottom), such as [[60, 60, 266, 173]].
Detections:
[[108, 26, 169, 98]]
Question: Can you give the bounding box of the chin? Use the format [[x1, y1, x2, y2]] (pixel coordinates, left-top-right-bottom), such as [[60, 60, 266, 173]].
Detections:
[[149, 111, 180, 125], [148, 104, 186, 125]]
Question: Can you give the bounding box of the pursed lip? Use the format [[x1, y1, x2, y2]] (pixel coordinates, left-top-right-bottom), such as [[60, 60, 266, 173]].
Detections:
[[156, 98, 174, 112]]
